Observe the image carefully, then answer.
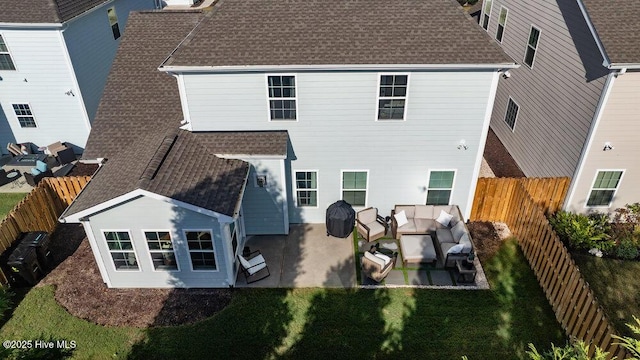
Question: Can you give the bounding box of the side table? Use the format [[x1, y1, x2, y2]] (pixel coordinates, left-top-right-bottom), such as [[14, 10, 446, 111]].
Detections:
[[456, 259, 477, 283]]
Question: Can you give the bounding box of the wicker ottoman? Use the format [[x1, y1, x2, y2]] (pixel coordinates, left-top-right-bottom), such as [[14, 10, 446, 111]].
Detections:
[[400, 234, 437, 267]]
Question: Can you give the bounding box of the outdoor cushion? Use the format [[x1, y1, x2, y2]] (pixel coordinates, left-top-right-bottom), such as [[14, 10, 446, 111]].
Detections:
[[30, 167, 41, 176], [433, 205, 455, 215], [400, 234, 437, 263], [449, 216, 460, 227], [447, 244, 465, 254], [395, 205, 415, 218], [239, 254, 267, 275], [414, 205, 433, 219], [36, 160, 47, 173], [414, 218, 437, 233], [451, 221, 466, 242], [362, 221, 385, 238], [435, 210, 453, 226], [364, 251, 385, 268], [394, 210, 409, 227], [357, 207, 377, 224], [436, 228, 454, 244], [440, 242, 459, 255], [396, 219, 416, 233], [374, 252, 392, 266], [459, 233, 473, 253]]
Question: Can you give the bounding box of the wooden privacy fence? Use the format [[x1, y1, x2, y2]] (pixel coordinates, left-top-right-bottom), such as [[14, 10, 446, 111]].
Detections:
[[471, 177, 625, 359], [0, 176, 90, 285]]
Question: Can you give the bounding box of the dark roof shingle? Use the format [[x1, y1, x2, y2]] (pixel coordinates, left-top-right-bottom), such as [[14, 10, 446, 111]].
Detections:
[[164, 0, 513, 67], [581, 0, 640, 64], [0, 0, 111, 23]]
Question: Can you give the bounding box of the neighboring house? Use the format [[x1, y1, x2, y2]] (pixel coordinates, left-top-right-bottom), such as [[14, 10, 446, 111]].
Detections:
[[0, 0, 157, 153], [481, 0, 640, 213], [60, 0, 516, 288]]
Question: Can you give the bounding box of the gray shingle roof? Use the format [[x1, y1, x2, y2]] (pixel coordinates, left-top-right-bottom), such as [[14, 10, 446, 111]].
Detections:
[[581, 0, 640, 64], [164, 0, 513, 67], [0, 0, 110, 23]]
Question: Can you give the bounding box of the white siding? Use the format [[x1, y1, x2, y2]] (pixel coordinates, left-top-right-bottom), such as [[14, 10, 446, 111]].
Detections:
[[87, 196, 231, 288], [566, 71, 640, 213], [183, 71, 496, 222], [63, 0, 156, 122], [0, 29, 89, 151]]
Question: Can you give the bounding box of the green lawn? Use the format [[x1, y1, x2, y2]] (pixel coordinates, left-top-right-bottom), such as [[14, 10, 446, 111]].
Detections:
[[0, 193, 27, 220], [0, 239, 564, 359], [573, 253, 640, 338]]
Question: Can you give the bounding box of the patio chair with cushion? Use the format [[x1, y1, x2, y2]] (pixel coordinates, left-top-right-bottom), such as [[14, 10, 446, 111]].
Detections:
[[238, 250, 270, 284], [47, 142, 75, 165], [356, 207, 388, 242], [361, 250, 394, 282]]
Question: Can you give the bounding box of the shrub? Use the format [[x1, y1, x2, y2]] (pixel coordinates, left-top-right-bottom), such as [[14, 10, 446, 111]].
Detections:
[[550, 211, 614, 252], [612, 203, 640, 239], [616, 237, 639, 260], [526, 340, 608, 360]]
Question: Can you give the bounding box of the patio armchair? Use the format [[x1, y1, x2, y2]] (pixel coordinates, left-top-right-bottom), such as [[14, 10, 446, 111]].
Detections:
[[356, 207, 388, 242], [47, 142, 75, 165], [24, 169, 53, 186], [361, 250, 394, 282], [238, 250, 270, 284]]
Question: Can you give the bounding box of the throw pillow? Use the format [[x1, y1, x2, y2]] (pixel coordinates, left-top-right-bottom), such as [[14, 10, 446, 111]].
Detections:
[[374, 252, 392, 266], [435, 210, 453, 226], [36, 160, 47, 173], [447, 244, 465, 254], [451, 221, 466, 242], [394, 210, 409, 227], [30, 167, 41, 176]]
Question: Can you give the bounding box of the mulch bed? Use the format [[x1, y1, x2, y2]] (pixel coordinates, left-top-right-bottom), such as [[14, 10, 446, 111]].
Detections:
[[467, 221, 503, 265], [67, 163, 99, 177], [39, 224, 233, 328], [483, 128, 526, 178]]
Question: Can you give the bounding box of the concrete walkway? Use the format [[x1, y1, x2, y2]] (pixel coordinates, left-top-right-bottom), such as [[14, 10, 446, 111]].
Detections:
[[235, 224, 356, 288]]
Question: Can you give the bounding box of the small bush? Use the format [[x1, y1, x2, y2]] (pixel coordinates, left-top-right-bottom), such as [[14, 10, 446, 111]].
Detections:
[[616, 238, 639, 260], [550, 211, 614, 252]]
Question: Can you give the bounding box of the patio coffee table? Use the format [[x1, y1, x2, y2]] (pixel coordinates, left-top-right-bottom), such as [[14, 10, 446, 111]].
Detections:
[[399, 234, 437, 267]]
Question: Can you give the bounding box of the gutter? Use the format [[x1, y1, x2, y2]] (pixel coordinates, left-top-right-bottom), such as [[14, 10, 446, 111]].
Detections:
[[158, 63, 520, 73], [0, 22, 64, 29], [576, 0, 611, 68], [58, 160, 105, 223]]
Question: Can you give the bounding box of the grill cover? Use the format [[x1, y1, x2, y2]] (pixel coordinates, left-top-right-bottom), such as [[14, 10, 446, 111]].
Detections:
[[326, 200, 355, 238]]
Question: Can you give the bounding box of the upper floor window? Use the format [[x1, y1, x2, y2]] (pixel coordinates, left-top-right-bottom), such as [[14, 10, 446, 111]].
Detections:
[[524, 26, 541, 68], [496, 7, 508, 43], [482, 0, 493, 30], [12, 104, 37, 128], [504, 97, 519, 131], [0, 35, 16, 70], [377, 75, 407, 120], [587, 171, 623, 207], [104, 231, 139, 271], [107, 7, 121, 40], [267, 75, 297, 121], [295, 171, 318, 207], [426, 170, 455, 205]]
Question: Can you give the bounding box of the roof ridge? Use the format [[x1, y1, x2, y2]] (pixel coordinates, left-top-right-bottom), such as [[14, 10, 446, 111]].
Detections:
[[138, 129, 179, 187], [160, 5, 217, 67]]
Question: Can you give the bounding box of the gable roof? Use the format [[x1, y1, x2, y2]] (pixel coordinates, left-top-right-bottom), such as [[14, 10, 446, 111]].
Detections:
[[0, 0, 111, 23], [580, 0, 640, 65], [162, 0, 514, 68]]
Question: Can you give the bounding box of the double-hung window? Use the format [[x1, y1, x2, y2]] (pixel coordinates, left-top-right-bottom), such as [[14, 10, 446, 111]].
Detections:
[[524, 26, 541, 68], [104, 231, 139, 271], [504, 97, 519, 131], [186, 231, 217, 270], [107, 7, 121, 40], [268, 75, 296, 120], [378, 75, 407, 120], [295, 171, 318, 207], [426, 171, 455, 205], [145, 231, 178, 271], [12, 104, 37, 128], [342, 171, 368, 207], [0, 35, 16, 70], [587, 171, 623, 207], [496, 7, 508, 43], [482, 0, 493, 30]]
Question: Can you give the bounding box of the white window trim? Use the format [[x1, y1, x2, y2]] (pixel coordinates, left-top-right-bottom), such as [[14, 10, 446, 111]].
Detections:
[[265, 73, 299, 122], [0, 33, 17, 71], [584, 169, 625, 209], [504, 96, 519, 132], [340, 169, 369, 208], [11, 103, 38, 128], [375, 73, 410, 122], [496, 6, 509, 43], [101, 230, 141, 272], [293, 169, 319, 208], [524, 25, 541, 69], [481, 0, 493, 31], [183, 229, 219, 272], [425, 169, 457, 206], [141, 229, 180, 273]]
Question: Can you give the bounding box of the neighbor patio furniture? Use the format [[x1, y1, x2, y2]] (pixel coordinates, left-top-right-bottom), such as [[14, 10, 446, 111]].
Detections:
[[361, 250, 394, 282], [399, 234, 437, 267], [0, 168, 21, 187], [23, 169, 53, 186], [7, 143, 22, 156], [4, 154, 48, 173], [238, 250, 270, 284], [356, 207, 388, 242], [47, 142, 75, 165]]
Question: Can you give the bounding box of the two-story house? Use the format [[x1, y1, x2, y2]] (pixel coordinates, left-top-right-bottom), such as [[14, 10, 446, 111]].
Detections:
[[481, 0, 640, 213], [60, 0, 516, 288], [0, 0, 157, 153]]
